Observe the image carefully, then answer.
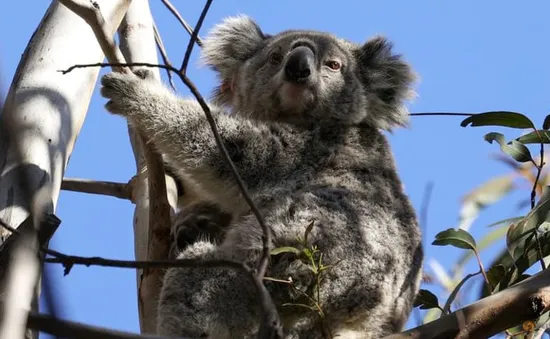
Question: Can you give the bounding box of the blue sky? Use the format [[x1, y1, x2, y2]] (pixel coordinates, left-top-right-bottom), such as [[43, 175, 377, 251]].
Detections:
[[1, 0, 549, 337]]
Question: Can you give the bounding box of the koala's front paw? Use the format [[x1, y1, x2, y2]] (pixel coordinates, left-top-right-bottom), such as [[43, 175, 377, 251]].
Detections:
[[100, 69, 155, 116], [171, 203, 233, 254]]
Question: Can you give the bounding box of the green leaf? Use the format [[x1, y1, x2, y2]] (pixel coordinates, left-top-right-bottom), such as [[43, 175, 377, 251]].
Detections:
[[271, 246, 301, 256], [478, 248, 514, 299], [455, 222, 509, 271], [506, 187, 550, 252], [460, 111, 535, 129], [442, 272, 480, 314], [303, 221, 315, 245], [543, 114, 550, 130], [484, 132, 533, 163], [432, 228, 477, 251], [516, 130, 550, 144], [486, 264, 506, 289], [414, 289, 440, 310], [486, 216, 524, 228], [493, 232, 550, 293]]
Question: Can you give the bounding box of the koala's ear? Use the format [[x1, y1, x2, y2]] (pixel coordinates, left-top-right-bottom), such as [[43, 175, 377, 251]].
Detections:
[[354, 36, 417, 131], [201, 15, 267, 80]]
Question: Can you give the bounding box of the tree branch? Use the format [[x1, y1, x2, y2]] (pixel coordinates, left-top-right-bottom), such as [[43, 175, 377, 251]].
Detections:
[[61, 177, 132, 201], [384, 267, 550, 339], [25, 310, 180, 339], [57, 0, 131, 74]]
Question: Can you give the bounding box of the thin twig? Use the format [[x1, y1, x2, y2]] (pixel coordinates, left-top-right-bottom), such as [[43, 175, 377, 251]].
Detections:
[[531, 130, 546, 270], [25, 310, 179, 339], [159, 0, 203, 47], [180, 0, 212, 73], [409, 112, 475, 117], [152, 23, 176, 90], [176, 3, 280, 334], [59, 62, 178, 75], [178, 74, 273, 277], [1, 216, 245, 274]]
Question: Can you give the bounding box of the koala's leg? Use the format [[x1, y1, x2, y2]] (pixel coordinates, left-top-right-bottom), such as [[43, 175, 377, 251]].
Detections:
[[157, 242, 260, 338], [169, 202, 233, 258]]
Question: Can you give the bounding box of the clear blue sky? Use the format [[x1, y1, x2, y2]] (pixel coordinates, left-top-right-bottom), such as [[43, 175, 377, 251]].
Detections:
[[1, 0, 549, 337]]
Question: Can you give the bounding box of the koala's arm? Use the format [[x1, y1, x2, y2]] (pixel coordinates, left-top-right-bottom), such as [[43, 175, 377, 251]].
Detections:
[[101, 71, 306, 203]]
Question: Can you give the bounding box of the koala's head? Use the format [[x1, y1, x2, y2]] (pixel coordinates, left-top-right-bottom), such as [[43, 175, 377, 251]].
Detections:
[[201, 15, 416, 130]]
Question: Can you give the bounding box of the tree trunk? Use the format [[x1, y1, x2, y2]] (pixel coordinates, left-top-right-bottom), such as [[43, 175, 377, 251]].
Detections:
[[117, 0, 178, 333], [0, 1, 131, 338]]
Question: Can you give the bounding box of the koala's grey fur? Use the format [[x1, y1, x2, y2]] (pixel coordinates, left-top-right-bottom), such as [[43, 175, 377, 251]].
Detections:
[[100, 15, 423, 339]]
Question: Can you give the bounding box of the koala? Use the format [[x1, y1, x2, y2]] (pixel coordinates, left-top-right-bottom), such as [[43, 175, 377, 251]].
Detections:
[[100, 15, 423, 339]]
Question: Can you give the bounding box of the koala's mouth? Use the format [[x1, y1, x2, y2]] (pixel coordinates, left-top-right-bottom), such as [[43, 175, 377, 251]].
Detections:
[[278, 82, 316, 114]]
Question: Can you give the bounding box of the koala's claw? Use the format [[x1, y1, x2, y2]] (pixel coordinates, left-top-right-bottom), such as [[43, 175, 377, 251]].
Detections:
[[171, 203, 233, 253], [134, 68, 156, 80], [100, 71, 143, 116]]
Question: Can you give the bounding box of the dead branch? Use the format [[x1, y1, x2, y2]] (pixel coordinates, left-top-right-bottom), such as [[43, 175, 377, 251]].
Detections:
[[61, 177, 132, 201]]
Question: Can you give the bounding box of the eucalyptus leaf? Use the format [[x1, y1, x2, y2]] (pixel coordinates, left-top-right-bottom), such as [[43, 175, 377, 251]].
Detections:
[[543, 114, 550, 130], [494, 232, 550, 293], [432, 228, 477, 251], [455, 223, 509, 272], [271, 246, 301, 256], [516, 130, 550, 144], [506, 187, 550, 253], [303, 221, 315, 245], [486, 216, 524, 228], [478, 248, 514, 299], [485, 132, 533, 163], [486, 264, 506, 289], [460, 111, 535, 129], [414, 289, 440, 310]]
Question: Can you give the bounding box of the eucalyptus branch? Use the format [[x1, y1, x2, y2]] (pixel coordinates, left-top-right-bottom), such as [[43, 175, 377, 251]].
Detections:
[[61, 177, 132, 201]]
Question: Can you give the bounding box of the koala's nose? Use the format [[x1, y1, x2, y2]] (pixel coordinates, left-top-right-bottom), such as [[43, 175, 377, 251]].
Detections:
[[284, 46, 315, 83]]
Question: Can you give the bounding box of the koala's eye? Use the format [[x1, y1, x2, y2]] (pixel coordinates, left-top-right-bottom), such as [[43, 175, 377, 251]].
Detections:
[[268, 52, 283, 65], [325, 60, 341, 71]]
